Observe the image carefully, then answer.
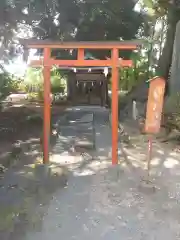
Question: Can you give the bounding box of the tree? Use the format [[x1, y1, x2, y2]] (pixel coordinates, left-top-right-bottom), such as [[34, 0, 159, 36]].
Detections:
[[157, 6, 180, 80], [0, 0, 145, 62], [76, 0, 144, 59], [142, 0, 180, 80]]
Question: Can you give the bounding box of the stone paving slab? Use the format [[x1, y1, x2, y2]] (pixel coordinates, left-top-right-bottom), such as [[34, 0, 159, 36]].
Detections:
[[67, 113, 94, 124], [53, 110, 96, 155]]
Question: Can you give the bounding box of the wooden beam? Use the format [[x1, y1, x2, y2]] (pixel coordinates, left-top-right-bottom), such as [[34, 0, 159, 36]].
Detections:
[[22, 40, 143, 49], [111, 48, 119, 165], [78, 49, 84, 60], [75, 74, 106, 81], [43, 48, 51, 164], [29, 59, 133, 67], [53, 59, 111, 67]]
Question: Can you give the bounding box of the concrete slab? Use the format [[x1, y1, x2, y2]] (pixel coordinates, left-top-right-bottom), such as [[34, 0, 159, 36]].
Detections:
[[53, 108, 97, 155], [69, 113, 93, 124]]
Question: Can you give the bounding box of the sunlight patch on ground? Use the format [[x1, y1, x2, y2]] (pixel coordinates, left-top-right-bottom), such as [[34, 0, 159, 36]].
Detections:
[[169, 151, 180, 157], [24, 149, 39, 156], [16, 168, 35, 179], [156, 149, 164, 155], [124, 148, 146, 161], [164, 158, 179, 168], [51, 153, 82, 165], [12, 104, 24, 107], [26, 137, 40, 143], [121, 162, 128, 168], [127, 155, 145, 167], [88, 159, 111, 169], [151, 157, 161, 166], [127, 155, 136, 161], [73, 169, 95, 176], [73, 159, 112, 176]]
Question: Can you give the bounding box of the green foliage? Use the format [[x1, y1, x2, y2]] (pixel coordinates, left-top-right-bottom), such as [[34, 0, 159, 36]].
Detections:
[[24, 67, 67, 101], [0, 72, 21, 100], [0, 0, 175, 96], [76, 0, 143, 43], [0, 73, 12, 99], [118, 48, 156, 92], [51, 69, 67, 94], [0, 0, 145, 61], [24, 68, 43, 93]]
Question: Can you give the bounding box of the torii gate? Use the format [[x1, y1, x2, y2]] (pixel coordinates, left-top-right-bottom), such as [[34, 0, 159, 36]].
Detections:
[[23, 40, 142, 165]]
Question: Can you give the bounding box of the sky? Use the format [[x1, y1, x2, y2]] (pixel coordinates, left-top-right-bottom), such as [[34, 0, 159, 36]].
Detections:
[[5, 56, 27, 77]]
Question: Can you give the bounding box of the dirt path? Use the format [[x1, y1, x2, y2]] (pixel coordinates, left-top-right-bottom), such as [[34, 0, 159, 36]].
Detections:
[[16, 106, 180, 240], [0, 101, 69, 240]]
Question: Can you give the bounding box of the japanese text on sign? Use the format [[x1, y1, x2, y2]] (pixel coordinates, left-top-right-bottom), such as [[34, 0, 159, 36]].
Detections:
[[144, 77, 165, 134]]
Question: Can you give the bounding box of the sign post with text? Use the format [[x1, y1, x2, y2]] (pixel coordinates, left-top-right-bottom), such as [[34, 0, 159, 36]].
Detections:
[[144, 76, 165, 181]]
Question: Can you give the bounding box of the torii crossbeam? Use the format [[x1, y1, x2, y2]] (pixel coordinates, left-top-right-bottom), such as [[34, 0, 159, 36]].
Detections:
[[22, 40, 142, 165]]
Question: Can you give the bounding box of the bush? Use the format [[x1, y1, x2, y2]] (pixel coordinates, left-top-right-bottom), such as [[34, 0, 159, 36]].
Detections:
[[0, 73, 21, 100], [24, 67, 67, 98]]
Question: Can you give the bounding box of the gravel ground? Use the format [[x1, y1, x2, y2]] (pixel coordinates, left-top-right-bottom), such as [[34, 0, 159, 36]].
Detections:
[[21, 106, 180, 240]]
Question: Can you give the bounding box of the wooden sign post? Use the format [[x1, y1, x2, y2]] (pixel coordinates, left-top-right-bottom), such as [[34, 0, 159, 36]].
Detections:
[[144, 76, 165, 181]]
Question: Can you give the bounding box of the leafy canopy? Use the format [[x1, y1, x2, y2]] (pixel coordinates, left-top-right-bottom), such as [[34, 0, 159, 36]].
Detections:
[[0, 0, 144, 61]]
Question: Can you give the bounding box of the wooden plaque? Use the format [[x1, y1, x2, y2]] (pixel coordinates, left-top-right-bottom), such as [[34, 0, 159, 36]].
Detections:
[[144, 77, 165, 134], [75, 73, 105, 81]]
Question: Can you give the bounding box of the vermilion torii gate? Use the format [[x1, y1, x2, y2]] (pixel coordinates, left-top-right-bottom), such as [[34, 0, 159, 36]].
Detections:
[[23, 40, 142, 165]]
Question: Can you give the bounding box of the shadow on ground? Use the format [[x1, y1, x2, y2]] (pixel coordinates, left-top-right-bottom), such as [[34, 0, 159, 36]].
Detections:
[[0, 103, 68, 240], [0, 159, 68, 240], [2, 106, 180, 239]]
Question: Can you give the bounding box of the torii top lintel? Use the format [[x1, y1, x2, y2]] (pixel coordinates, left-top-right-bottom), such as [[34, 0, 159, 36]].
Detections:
[[22, 40, 143, 49], [22, 40, 143, 67]]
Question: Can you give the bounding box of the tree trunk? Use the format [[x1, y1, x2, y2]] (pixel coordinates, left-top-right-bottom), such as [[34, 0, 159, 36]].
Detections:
[[169, 20, 180, 94], [159, 8, 180, 115], [157, 8, 180, 81]]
